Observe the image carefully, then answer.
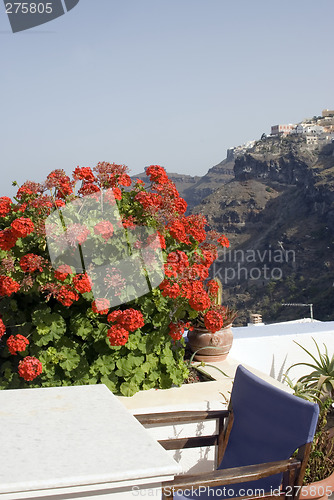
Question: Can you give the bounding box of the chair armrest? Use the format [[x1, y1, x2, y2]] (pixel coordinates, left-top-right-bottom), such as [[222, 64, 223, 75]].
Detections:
[[162, 458, 301, 490], [135, 409, 230, 426]]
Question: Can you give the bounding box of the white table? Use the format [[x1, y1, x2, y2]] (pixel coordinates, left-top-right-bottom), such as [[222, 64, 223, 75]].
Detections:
[[0, 384, 181, 499]]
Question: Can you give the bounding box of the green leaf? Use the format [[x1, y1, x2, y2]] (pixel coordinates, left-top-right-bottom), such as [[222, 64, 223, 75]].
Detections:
[[128, 367, 146, 384], [70, 315, 93, 340], [115, 354, 145, 378], [100, 374, 118, 392], [120, 380, 139, 397], [160, 344, 174, 366], [141, 354, 159, 373], [140, 298, 156, 318], [125, 330, 142, 350], [31, 310, 67, 346], [159, 373, 173, 389], [92, 255, 105, 266], [58, 347, 81, 372], [141, 380, 157, 390], [90, 355, 115, 376]]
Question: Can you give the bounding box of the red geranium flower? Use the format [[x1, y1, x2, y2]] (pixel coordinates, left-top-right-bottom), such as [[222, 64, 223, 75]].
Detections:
[[55, 199, 66, 208], [73, 166, 95, 183], [168, 323, 183, 341], [65, 223, 90, 246], [107, 310, 122, 323], [0, 276, 20, 296], [72, 273, 92, 293], [200, 249, 217, 267], [78, 183, 100, 197], [159, 280, 181, 299], [167, 220, 190, 245], [118, 174, 132, 187], [11, 217, 34, 238], [189, 263, 209, 280], [146, 165, 169, 184], [168, 321, 191, 341], [0, 228, 17, 250], [16, 181, 42, 199], [189, 291, 211, 311], [54, 264, 73, 281], [56, 181, 73, 199], [92, 298, 110, 314], [20, 254, 44, 273], [207, 279, 219, 298], [113, 187, 122, 200], [157, 231, 166, 250], [122, 216, 136, 228], [94, 220, 114, 241], [18, 356, 42, 381], [217, 235, 230, 248], [184, 214, 207, 243], [0, 196, 12, 217], [0, 318, 6, 338], [172, 197, 188, 214], [134, 192, 162, 210], [204, 310, 224, 333], [167, 251, 189, 274], [108, 308, 144, 332], [179, 279, 193, 299], [13, 203, 27, 214], [56, 286, 79, 307], [107, 324, 129, 346], [7, 334, 29, 355]]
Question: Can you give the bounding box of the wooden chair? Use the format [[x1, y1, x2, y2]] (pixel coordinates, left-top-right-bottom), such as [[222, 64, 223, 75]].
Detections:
[[136, 365, 319, 500]]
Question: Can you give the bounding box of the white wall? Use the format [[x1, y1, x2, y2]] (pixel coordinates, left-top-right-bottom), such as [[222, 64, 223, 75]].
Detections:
[[229, 320, 334, 383]]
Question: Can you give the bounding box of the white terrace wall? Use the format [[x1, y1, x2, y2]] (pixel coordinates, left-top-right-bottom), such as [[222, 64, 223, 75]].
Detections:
[[229, 319, 334, 383]]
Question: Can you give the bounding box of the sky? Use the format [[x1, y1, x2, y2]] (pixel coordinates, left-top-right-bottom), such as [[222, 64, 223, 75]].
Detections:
[[1, 0, 333, 197]]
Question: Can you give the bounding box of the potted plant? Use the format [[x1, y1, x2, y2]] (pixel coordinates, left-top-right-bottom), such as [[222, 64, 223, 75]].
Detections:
[[285, 340, 334, 499], [0, 163, 233, 395], [186, 277, 237, 361]]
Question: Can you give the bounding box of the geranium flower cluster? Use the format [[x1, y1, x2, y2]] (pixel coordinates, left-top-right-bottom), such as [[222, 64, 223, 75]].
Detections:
[[94, 220, 114, 241], [107, 308, 145, 346], [0, 318, 6, 338], [18, 356, 43, 381], [0, 276, 20, 296], [0, 162, 233, 393], [7, 334, 29, 355], [168, 321, 192, 341]]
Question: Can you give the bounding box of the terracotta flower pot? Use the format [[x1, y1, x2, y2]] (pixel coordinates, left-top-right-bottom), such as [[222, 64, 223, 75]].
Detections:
[[187, 324, 233, 362], [301, 472, 334, 500]]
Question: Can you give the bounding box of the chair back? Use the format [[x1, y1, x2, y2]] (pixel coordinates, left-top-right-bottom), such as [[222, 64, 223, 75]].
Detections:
[[219, 365, 319, 496]]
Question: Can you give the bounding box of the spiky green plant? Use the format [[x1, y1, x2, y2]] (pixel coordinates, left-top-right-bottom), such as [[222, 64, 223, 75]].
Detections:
[[288, 338, 334, 397], [283, 374, 322, 404]]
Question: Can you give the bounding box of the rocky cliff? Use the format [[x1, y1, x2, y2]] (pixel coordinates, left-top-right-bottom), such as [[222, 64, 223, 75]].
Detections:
[[192, 134, 334, 325]]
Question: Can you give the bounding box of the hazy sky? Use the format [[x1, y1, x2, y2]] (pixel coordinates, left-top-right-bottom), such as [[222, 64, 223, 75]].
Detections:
[[1, 0, 333, 197]]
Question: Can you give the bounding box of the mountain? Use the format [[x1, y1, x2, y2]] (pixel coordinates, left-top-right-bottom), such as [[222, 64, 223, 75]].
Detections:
[[182, 158, 234, 210], [192, 134, 334, 325]]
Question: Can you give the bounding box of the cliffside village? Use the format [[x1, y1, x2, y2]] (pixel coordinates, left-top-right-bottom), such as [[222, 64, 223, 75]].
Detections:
[[227, 109, 334, 160]]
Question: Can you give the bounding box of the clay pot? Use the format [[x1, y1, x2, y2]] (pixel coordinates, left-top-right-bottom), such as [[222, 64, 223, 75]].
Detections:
[[187, 324, 233, 362], [301, 472, 334, 500], [301, 428, 334, 500]]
